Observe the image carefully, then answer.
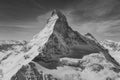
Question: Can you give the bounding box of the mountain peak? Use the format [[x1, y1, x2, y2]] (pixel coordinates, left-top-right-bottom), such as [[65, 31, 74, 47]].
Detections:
[[50, 9, 67, 22], [85, 33, 97, 41]]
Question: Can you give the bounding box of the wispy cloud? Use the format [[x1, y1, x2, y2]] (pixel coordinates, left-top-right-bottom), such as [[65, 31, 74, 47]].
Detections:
[[60, 0, 120, 41], [0, 25, 36, 35], [68, 0, 120, 22], [104, 21, 120, 37]]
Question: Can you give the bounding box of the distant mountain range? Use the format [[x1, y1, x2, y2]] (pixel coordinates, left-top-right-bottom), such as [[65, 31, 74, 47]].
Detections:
[[101, 40, 120, 51], [0, 10, 120, 80]]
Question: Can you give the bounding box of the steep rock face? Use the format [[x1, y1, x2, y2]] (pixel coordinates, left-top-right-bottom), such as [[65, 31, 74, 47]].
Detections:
[[32, 10, 103, 68], [11, 62, 57, 80], [31, 10, 120, 70]]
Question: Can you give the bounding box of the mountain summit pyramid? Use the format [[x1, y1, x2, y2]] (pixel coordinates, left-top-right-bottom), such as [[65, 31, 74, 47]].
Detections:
[[32, 10, 98, 63], [29, 10, 120, 69]]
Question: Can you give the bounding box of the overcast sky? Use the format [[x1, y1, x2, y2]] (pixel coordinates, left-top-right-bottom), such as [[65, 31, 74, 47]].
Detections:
[[0, 0, 120, 41]]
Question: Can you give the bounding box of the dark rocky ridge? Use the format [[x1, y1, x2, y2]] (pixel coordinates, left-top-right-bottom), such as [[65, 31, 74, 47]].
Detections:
[[33, 10, 101, 69], [33, 10, 120, 69]]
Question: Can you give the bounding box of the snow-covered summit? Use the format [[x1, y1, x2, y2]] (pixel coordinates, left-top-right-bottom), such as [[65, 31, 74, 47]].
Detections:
[[51, 9, 67, 22], [85, 33, 97, 41]]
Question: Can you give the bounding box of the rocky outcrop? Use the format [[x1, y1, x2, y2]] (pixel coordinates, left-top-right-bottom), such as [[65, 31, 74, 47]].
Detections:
[[11, 62, 57, 80]]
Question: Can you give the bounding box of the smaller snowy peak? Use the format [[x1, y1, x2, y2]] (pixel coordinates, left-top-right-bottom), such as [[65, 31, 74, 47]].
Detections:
[[101, 40, 120, 51], [0, 40, 27, 45], [85, 33, 97, 41], [0, 40, 27, 51], [103, 40, 120, 44]]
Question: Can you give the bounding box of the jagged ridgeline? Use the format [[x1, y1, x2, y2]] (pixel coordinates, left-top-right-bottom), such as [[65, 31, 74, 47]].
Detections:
[[31, 10, 120, 69], [0, 10, 120, 80]]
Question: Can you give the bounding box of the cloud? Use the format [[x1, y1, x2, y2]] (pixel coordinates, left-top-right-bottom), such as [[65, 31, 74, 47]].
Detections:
[[32, 0, 79, 9], [0, 0, 79, 24], [68, 0, 120, 23], [0, 25, 30, 33], [0, 0, 47, 24], [1, 0, 120, 25], [1, 0, 120, 24], [91, 20, 120, 37], [104, 23, 120, 37], [0, 25, 39, 40]]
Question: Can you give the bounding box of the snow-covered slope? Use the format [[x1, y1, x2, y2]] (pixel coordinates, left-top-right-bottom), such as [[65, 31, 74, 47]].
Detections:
[[0, 10, 59, 80], [1, 10, 120, 80], [59, 53, 120, 80], [12, 53, 120, 80], [101, 40, 120, 51], [101, 40, 120, 67]]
